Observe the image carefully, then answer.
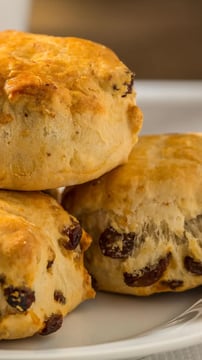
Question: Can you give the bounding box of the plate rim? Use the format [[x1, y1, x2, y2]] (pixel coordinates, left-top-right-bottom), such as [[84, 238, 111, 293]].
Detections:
[[0, 315, 202, 360]]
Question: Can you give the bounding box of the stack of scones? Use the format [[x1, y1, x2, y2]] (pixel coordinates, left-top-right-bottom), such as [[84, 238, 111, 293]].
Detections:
[[0, 29, 201, 340], [0, 30, 142, 339]]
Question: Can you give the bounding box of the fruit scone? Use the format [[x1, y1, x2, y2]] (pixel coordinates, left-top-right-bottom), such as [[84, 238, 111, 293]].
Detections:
[[0, 30, 142, 190], [0, 190, 95, 339], [63, 133, 202, 296]]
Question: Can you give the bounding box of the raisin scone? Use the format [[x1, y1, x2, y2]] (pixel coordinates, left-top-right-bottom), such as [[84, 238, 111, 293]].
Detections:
[[0, 30, 142, 190], [0, 190, 95, 339], [63, 133, 202, 296]]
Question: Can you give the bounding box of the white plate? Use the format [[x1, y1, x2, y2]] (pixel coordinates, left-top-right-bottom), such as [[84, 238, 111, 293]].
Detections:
[[0, 81, 202, 360], [0, 289, 202, 360]]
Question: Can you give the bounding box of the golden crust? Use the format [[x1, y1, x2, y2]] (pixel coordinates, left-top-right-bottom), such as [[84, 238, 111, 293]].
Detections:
[[0, 190, 95, 339], [0, 30, 142, 190], [63, 133, 202, 296]]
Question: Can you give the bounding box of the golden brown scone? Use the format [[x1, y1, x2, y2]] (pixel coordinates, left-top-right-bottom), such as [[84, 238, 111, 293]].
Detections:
[[0, 190, 95, 339], [0, 30, 142, 190], [63, 133, 202, 296]]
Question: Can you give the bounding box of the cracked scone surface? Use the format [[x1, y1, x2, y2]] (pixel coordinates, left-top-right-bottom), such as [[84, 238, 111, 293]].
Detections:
[[63, 133, 202, 296], [0, 30, 142, 190], [0, 190, 95, 339]]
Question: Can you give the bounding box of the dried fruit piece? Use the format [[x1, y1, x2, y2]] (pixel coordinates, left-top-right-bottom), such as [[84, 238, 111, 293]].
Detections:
[[0, 274, 6, 285], [161, 279, 183, 290], [123, 253, 171, 287], [4, 286, 35, 312], [184, 256, 202, 275], [99, 226, 136, 259], [54, 290, 66, 305], [90, 275, 98, 290], [47, 247, 56, 271], [60, 222, 82, 250], [122, 73, 134, 97], [39, 313, 63, 336]]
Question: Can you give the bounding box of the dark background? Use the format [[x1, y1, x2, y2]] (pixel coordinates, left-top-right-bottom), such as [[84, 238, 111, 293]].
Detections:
[[29, 0, 202, 79]]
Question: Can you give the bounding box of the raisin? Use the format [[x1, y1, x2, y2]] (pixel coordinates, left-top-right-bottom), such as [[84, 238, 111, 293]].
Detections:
[[39, 313, 63, 336], [184, 256, 202, 275], [0, 274, 6, 285], [54, 290, 66, 305], [47, 248, 56, 271], [4, 286, 35, 312], [112, 84, 119, 91], [90, 275, 98, 290], [60, 222, 82, 250], [123, 253, 171, 287], [99, 226, 136, 259], [47, 259, 54, 270], [122, 73, 134, 97], [161, 279, 183, 290]]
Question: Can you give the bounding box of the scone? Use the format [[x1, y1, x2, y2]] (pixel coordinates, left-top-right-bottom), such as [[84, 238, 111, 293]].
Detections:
[[0, 190, 95, 339], [63, 133, 202, 296], [0, 30, 142, 190]]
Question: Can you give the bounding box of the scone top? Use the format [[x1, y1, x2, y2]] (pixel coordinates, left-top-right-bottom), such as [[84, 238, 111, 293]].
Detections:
[[1, 30, 135, 101], [0, 30, 142, 190]]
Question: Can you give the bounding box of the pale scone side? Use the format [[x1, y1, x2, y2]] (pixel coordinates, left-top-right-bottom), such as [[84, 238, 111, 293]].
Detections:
[[63, 134, 202, 296]]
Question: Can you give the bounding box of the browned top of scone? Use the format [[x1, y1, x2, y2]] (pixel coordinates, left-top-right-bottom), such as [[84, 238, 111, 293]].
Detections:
[[0, 30, 134, 103], [0, 30, 142, 190]]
